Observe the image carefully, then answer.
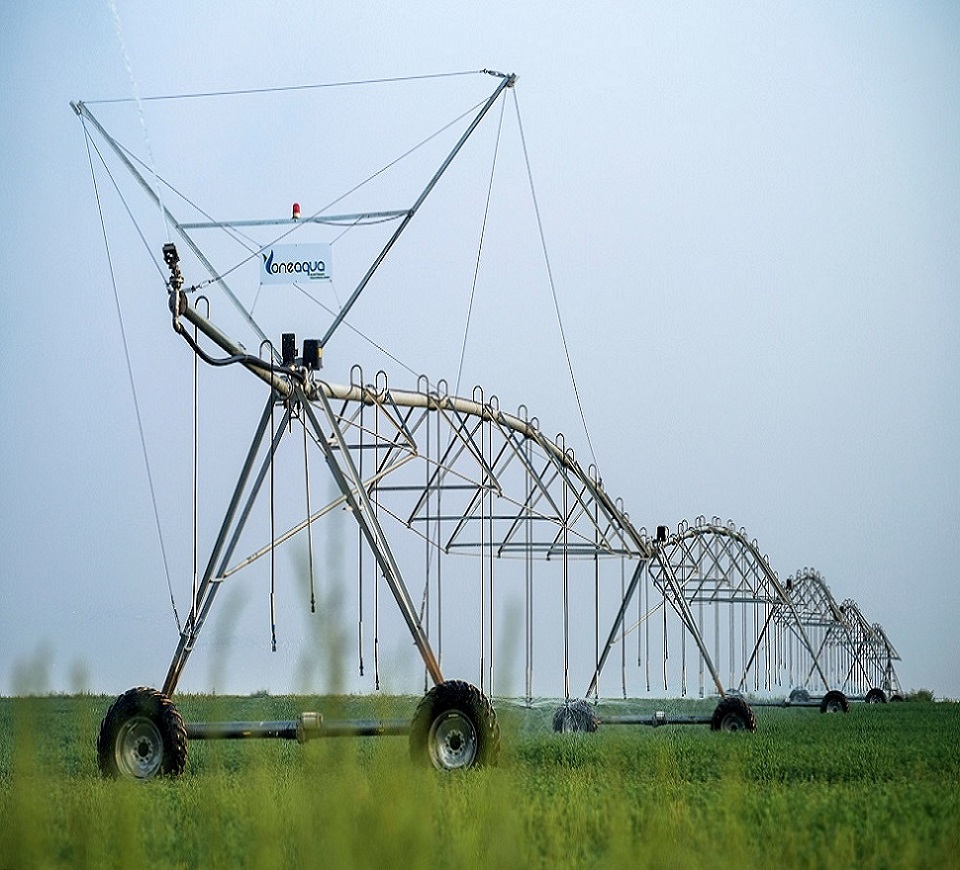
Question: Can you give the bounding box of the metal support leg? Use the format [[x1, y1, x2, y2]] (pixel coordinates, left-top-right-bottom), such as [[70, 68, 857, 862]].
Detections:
[[301, 386, 444, 686], [585, 560, 646, 698], [653, 552, 726, 697], [162, 395, 289, 696], [737, 606, 777, 693]]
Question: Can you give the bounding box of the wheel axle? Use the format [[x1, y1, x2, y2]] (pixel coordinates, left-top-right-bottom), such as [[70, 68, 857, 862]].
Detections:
[[186, 715, 410, 742]]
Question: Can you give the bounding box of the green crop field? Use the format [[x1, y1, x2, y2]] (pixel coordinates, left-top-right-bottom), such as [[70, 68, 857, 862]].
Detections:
[[1, 694, 958, 868]]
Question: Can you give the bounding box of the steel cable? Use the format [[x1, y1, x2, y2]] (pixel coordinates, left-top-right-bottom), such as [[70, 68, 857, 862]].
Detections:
[[511, 90, 599, 469], [81, 115, 181, 634]]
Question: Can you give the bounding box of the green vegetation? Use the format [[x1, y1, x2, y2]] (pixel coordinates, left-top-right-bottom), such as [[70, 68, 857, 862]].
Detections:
[[2, 694, 959, 868]]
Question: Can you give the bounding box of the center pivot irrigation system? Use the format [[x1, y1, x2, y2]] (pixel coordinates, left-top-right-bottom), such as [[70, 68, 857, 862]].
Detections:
[[780, 569, 903, 706], [75, 71, 901, 780]]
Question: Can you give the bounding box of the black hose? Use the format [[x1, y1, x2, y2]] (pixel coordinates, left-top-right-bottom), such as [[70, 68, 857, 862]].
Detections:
[[175, 323, 307, 385]]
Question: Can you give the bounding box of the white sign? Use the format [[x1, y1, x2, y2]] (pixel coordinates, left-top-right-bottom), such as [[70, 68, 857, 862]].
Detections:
[[260, 243, 332, 284]]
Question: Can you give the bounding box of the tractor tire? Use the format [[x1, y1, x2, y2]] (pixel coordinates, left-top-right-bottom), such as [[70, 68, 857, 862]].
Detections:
[[890, 694, 905, 703], [864, 688, 888, 704], [789, 687, 811, 703], [409, 680, 500, 770], [820, 690, 850, 714], [710, 696, 758, 732], [97, 686, 187, 779], [552, 699, 600, 734]]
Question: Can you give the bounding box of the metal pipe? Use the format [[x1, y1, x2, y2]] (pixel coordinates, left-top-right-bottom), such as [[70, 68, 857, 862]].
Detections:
[[178, 210, 410, 229], [187, 720, 299, 740], [177, 301, 292, 396], [600, 713, 713, 728], [186, 716, 410, 741]]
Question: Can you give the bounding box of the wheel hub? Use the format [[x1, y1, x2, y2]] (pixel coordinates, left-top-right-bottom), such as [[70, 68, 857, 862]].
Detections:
[[116, 715, 164, 779], [428, 710, 478, 770]]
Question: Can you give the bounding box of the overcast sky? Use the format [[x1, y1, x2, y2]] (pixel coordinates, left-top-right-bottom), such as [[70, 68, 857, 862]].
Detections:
[[2, 3, 958, 701]]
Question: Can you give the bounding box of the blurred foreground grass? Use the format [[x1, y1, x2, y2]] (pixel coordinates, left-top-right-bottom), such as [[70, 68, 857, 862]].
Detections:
[[1, 694, 959, 868]]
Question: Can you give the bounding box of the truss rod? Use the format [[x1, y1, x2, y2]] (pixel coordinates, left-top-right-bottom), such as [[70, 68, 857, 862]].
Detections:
[[72, 100, 270, 348], [179, 210, 410, 229]]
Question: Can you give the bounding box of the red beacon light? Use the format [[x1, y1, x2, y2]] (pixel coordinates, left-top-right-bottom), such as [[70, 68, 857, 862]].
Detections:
[[292, 202, 301, 220]]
